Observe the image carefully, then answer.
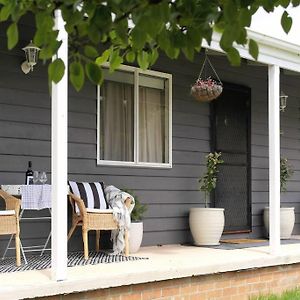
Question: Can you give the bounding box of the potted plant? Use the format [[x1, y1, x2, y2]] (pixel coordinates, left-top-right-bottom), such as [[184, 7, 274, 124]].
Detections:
[[264, 157, 295, 239], [127, 191, 147, 253], [189, 152, 225, 245]]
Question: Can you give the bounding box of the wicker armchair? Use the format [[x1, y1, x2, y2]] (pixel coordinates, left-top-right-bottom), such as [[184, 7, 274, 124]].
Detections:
[[67, 192, 131, 260], [0, 189, 21, 266]]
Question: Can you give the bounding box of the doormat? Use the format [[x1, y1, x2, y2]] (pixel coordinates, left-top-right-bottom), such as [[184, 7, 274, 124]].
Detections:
[[0, 251, 148, 273], [221, 238, 268, 244], [207, 238, 300, 250]]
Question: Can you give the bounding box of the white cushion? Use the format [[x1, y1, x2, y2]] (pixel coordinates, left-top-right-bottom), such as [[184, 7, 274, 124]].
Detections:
[[0, 210, 15, 216]]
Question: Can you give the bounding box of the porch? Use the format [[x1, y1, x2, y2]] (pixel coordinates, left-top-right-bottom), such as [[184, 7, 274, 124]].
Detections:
[[1, 11, 300, 292], [1, 242, 300, 300]]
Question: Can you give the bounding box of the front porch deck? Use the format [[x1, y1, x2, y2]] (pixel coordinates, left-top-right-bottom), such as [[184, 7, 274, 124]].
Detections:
[[1, 240, 300, 299]]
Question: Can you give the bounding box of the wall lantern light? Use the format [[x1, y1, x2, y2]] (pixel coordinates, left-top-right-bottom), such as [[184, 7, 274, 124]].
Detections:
[[21, 40, 40, 74], [280, 91, 288, 112]]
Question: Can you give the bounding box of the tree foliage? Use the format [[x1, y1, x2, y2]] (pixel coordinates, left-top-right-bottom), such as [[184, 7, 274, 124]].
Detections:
[[0, 0, 298, 90], [280, 157, 293, 192], [199, 152, 224, 208]]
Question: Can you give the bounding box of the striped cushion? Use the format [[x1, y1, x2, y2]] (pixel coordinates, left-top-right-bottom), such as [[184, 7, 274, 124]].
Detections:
[[68, 181, 108, 210]]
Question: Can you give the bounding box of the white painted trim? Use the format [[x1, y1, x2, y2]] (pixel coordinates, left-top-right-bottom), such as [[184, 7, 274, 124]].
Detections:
[[168, 73, 173, 168], [97, 65, 173, 168], [134, 68, 139, 164], [96, 160, 172, 169], [268, 65, 281, 255], [204, 30, 300, 73], [51, 9, 68, 281], [96, 85, 101, 165]]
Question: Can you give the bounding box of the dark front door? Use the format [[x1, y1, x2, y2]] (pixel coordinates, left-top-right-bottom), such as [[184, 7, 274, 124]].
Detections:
[[211, 83, 251, 232]]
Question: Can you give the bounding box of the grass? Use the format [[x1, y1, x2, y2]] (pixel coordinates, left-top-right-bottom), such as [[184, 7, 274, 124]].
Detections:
[[251, 288, 300, 300]]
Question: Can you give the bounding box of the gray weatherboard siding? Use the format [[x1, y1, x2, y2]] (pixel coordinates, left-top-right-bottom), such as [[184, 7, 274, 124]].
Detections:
[[0, 21, 300, 253]]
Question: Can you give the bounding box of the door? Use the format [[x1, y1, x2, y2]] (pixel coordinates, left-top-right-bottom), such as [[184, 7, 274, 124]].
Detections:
[[211, 83, 251, 232]]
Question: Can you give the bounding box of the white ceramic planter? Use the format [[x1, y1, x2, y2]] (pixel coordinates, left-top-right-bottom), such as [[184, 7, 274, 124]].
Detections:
[[189, 208, 225, 246], [263, 207, 295, 239], [129, 222, 143, 253]]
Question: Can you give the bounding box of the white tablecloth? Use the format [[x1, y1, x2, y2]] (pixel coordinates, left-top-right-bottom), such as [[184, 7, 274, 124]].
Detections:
[[20, 185, 51, 210]]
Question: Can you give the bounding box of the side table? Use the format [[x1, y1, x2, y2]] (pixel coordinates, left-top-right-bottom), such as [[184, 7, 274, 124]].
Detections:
[[1, 185, 52, 264]]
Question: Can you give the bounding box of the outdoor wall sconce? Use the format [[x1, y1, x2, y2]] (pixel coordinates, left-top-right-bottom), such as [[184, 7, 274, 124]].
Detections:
[[280, 91, 288, 112], [21, 41, 40, 74]]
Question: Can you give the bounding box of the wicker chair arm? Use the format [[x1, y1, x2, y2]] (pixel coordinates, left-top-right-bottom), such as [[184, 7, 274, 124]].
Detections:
[[0, 189, 21, 215], [68, 192, 87, 215]]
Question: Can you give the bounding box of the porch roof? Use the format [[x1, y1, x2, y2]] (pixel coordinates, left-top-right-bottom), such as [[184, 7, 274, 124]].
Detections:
[[205, 29, 300, 73], [1, 242, 300, 299]]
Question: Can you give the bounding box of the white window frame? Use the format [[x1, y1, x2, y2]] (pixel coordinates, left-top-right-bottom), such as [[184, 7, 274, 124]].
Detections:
[[97, 64, 172, 169]]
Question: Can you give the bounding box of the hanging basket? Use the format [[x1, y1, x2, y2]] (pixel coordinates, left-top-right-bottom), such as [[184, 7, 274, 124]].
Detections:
[[191, 78, 223, 102], [191, 54, 223, 102]]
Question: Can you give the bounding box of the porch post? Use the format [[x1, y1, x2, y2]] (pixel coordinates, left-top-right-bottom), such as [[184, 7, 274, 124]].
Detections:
[[268, 65, 281, 255], [51, 9, 68, 281]]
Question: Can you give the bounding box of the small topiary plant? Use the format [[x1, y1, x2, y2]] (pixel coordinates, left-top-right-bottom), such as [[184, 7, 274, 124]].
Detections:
[[280, 157, 293, 193], [198, 152, 224, 208]]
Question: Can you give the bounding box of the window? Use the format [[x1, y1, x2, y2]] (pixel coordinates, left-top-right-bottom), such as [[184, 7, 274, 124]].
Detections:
[[97, 65, 172, 168]]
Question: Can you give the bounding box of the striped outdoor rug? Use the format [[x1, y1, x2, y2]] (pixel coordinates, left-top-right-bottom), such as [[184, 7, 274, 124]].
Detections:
[[0, 251, 147, 273]]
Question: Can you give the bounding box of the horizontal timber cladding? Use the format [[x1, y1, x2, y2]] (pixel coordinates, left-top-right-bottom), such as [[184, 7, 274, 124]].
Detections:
[[0, 27, 300, 251]]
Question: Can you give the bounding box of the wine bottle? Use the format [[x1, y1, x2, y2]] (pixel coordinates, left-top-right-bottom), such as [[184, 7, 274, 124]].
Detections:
[[25, 161, 34, 185]]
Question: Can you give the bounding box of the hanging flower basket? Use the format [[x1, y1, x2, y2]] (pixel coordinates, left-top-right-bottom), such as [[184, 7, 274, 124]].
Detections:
[[191, 77, 223, 102], [191, 53, 223, 102]]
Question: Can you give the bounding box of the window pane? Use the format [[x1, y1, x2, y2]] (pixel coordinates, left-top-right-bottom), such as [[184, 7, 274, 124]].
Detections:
[[139, 75, 169, 163], [100, 70, 134, 162]]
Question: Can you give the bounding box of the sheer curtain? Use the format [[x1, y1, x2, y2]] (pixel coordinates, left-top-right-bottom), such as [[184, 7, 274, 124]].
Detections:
[[139, 86, 167, 163], [100, 81, 134, 161]]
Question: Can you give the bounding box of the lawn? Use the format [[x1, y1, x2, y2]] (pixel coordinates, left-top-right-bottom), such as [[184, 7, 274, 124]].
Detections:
[[252, 289, 300, 300]]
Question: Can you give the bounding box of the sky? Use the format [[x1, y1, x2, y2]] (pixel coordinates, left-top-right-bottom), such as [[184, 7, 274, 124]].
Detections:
[[251, 6, 300, 45]]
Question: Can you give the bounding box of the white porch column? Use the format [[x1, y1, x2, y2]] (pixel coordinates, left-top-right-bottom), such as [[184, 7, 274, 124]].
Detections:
[[51, 9, 68, 281], [268, 65, 281, 255]]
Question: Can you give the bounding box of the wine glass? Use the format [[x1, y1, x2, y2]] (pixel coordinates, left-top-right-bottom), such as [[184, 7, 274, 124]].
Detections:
[[39, 172, 47, 184], [33, 171, 39, 185]]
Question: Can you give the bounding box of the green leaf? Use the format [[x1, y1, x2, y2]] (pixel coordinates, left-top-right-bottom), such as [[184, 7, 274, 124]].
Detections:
[[281, 11, 292, 34], [48, 59, 65, 84], [220, 30, 234, 51], [149, 48, 159, 65], [279, 0, 290, 8], [39, 39, 61, 60], [88, 23, 101, 44], [158, 29, 171, 51], [292, 0, 300, 6], [96, 49, 111, 65], [0, 5, 11, 21], [226, 47, 241, 66], [84, 45, 98, 59], [165, 47, 180, 59], [92, 5, 112, 30], [239, 8, 252, 27], [7, 22, 18, 50], [224, 0, 238, 21], [137, 51, 149, 70], [70, 61, 84, 91], [125, 51, 136, 63], [109, 49, 123, 71], [249, 39, 259, 60], [262, 0, 275, 12], [131, 27, 147, 50], [85, 62, 103, 85], [187, 27, 202, 47], [236, 28, 247, 45], [182, 47, 195, 61]]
